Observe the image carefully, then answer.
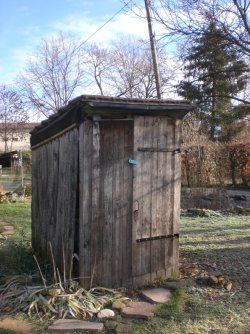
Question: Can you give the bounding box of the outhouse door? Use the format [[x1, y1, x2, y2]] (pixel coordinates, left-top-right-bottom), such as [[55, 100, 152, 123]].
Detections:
[[132, 116, 181, 280]]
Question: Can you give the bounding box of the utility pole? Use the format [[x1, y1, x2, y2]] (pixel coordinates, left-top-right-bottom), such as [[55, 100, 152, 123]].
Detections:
[[144, 0, 162, 99]]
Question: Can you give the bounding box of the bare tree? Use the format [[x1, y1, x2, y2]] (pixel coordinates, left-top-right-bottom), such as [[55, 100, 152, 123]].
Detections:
[[0, 85, 29, 152], [145, 0, 250, 104], [83, 44, 113, 96], [84, 38, 175, 98], [150, 0, 250, 55], [17, 33, 87, 118]]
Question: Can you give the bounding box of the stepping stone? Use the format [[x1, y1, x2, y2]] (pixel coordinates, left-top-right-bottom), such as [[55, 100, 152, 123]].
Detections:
[[142, 288, 172, 304], [3, 225, 14, 231], [121, 307, 154, 320], [121, 301, 156, 320], [127, 301, 156, 312], [2, 230, 14, 236], [48, 319, 103, 332]]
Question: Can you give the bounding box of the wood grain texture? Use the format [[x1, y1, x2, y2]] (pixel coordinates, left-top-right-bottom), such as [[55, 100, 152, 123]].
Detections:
[[79, 120, 93, 288], [132, 116, 180, 280], [32, 114, 182, 288]]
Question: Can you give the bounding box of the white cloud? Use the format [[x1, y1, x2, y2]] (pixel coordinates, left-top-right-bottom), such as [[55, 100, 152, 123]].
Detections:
[[50, 6, 149, 44], [2, 3, 172, 84]]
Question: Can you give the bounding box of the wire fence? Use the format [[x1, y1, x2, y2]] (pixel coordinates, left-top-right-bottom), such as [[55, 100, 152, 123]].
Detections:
[[0, 167, 31, 194]]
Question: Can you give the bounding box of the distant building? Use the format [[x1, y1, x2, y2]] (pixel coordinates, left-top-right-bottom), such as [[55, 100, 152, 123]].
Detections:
[[0, 123, 39, 152]]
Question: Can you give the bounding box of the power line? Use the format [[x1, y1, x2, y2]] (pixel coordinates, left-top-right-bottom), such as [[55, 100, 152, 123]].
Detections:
[[78, 0, 134, 48]]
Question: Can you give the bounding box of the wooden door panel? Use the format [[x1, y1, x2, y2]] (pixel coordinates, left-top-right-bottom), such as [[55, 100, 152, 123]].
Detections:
[[132, 116, 181, 277]]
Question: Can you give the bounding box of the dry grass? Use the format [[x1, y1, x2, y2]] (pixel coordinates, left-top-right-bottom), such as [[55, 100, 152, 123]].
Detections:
[[0, 203, 249, 333]]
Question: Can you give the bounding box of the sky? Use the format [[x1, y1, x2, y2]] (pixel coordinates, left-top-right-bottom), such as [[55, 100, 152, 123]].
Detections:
[[0, 0, 152, 85]]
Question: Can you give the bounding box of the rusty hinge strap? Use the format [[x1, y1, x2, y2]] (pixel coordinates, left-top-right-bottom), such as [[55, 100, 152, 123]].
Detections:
[[136, 233, 179, 243], [138, 147, 180, 153]]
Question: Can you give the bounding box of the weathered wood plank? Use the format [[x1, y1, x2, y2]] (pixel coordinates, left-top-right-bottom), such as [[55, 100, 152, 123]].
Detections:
[[79, 120, 93, 288], [132, 116, 145, 277], [99, 122, 113, 286], [91, 122, 101, 286], [53, 129, 78, 277], [122, 122, 133, 285], [112, 123, 123, 286], [171, 120, 182, 277], [164, 120, 177, 273], [47, 140, 60, 261], [150, 118, 160, 274]]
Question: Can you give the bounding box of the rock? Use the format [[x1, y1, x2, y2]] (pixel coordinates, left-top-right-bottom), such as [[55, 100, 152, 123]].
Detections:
[[127, 301, 156, 312], [225, 282, 233, 291], [121, 307, 153, 319], [209, 275, 219, 285], [112, 299, 127, 310], [3, 225, 14, 231], [121, 301, 156, 320], [141, 288, 172, 304], [2, 230, 15, 235], [97, 308, 115, 319], [0, 235, 6, 241], [48, 319, 103, 332]]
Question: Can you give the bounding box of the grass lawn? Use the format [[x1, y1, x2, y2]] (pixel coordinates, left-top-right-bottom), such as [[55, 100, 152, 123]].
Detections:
[[0, 202, 35, 281], [131, 214, 250, 334], [0, 203, 249, 333]]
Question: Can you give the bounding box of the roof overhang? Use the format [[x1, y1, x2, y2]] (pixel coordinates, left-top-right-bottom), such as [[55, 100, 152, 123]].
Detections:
[[30, 95, 194, 148]]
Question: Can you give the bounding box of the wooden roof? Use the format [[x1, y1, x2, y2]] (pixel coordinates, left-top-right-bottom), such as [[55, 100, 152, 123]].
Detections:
[[30, 95, 193, 147]]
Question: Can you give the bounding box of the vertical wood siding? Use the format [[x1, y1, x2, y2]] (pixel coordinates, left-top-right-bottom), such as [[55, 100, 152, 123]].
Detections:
[[132, 116, 181, 282], [32, 115, 181, 288], [32, 128, 79, 276], [79, 120, 133, 288]]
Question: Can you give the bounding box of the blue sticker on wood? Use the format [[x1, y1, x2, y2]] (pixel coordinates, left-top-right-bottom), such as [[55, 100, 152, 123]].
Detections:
[[128, 159, 139, 165]]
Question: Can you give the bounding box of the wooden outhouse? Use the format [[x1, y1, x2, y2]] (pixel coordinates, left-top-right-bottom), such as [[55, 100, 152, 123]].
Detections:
[[31, 95, 192, 288]]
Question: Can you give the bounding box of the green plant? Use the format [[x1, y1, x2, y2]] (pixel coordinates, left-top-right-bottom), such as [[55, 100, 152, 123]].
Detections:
[[155, 289, 188, 320]]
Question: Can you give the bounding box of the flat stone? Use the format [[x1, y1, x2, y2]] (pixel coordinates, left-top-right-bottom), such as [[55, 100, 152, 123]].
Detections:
[[3, 225, 14, 230], [142, 288, 172, 304], [121, 307, 153, 319], [121, 301, 156, 319], [0, 235, 6, 241], [127, 301, 156, 313], [48, 319, 104, 332], [2, 230, 14, 235]]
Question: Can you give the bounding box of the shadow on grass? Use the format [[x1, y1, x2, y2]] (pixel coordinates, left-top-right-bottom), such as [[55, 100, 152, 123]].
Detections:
[[181, 224, 250, 235], [182, 236, 250, 246], [0, 239, 36, 283]]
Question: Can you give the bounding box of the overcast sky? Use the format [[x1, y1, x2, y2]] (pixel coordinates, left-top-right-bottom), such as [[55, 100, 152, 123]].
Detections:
[[0, 0, 154, 84]]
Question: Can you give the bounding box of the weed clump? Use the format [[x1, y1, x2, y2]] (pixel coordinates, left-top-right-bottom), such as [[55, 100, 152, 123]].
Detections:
[[155, 289, 188, 320]]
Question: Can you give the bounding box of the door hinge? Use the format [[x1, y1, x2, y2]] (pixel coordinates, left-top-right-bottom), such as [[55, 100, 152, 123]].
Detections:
[[136, 234, 179, 243]]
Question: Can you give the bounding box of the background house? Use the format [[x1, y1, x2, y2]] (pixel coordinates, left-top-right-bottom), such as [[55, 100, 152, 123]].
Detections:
[[0, 122, 39, 152]]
